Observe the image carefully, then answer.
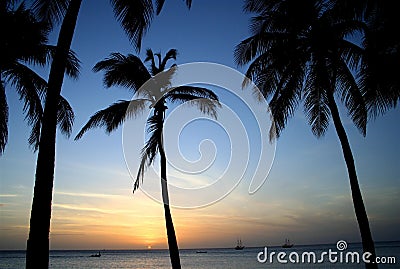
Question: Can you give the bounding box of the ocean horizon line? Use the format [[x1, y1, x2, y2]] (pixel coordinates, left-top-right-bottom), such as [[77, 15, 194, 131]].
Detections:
[[1, 240, 399, 252]]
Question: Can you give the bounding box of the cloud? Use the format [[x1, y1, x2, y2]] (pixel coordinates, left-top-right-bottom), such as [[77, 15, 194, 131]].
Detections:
[[50, 233, 86, 236], [53, 203, 126, 214], [0, 194, 18, 197], [55, 191, 123, 199]]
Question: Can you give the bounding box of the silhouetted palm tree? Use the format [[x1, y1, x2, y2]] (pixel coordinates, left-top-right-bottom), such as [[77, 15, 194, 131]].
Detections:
[[75, 49, 219, 269], [26, 1, 192, 268], [0, 1, 78, 155], [235, 1, 378, 268]]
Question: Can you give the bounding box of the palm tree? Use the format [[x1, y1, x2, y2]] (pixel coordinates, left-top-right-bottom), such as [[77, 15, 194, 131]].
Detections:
[[235, 1, 378, 268], [0, 0, 78, 155], [1, 4, 78, 268], [26, 1, 192, 268], [75, 49, 220, 269]]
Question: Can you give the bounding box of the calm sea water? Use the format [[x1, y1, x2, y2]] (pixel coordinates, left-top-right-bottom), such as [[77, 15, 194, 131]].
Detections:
[[1, 241, 398, 269]]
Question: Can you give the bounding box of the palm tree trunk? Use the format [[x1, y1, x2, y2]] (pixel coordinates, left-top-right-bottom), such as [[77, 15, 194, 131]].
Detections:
[[0, 72, 7, 154], [327, 91, 378, 269], [159, 110, 181, 269], [25, 1, 82, 268]]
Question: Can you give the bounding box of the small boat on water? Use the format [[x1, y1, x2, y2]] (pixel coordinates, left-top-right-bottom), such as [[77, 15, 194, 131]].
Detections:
[[282, 239, 294, 248], [235, 239, 245, 250], [90, 251, 101, 257], [196, 250, 207, 253]]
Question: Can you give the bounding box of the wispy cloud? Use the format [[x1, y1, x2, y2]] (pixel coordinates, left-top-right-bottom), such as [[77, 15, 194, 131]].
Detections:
[[55, 191, 123, 199], [0, 194, 18, 197], [53, 203, 123, 214], [51, 233, 86, 236]]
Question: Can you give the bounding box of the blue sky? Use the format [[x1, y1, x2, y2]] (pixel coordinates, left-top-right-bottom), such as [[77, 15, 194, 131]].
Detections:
[[0, 0, 399, 250]]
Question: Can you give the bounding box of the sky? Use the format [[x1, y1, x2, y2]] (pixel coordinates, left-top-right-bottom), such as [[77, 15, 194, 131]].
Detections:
[[1, 0, 399, 250]]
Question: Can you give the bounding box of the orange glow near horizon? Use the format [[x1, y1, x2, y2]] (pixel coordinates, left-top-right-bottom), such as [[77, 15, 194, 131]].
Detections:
[[3, 178, 381, 250], [44, 188, 256, 249], [36, 187, 296, 250]]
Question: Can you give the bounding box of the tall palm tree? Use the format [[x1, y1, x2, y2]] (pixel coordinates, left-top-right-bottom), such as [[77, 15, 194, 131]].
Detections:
[[1, 4, 78, 268], [75, 49, 220, 269], [0, 0, 78, 155], [26, 1, 192, 268], [235, 1, 378, 268]]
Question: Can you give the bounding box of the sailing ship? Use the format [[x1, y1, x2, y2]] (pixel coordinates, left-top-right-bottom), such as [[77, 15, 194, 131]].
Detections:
[[282, 238, 293, 248], [90, 251, 101, 257], [235, 239, 245, 250]]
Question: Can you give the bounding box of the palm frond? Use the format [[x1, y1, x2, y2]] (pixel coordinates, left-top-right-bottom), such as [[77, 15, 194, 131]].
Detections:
[[155, 0, 165, 15], [340, 39, 364, 71], [155, 0, 191, 15], [360, 28, 400, 117], [4, 62, 47, 97], [64, 48, 81, 79], [27, 109, 42, 152], [234, 32, 284, 66], [93, 52, 151, 91], [359, 63, 399, 119], [184, 0, 192, 9], [31, 0, 69, 28], [243, 50, 279, 95], [163, 85, 220, 118], [4, 63, 45, 125], [2, 2, 50, 66], [16, 44, 48, 67], [248, 13, 275, 36], [134, 114, 162, 192], [144, 48, 154, 62], [137, 65, 177, 102], [335, 18, 367, 40], [335, 58, 367, 136], [4, 63, 45, 151], [329, 0, 370, 21], [0, 82, 8, 155], [303, 63, 331, 137], [45, 45, 81, 79], [75, 99, 148, 140], [144, 48, 158, 75], [159, 49, 178, 71], [166, 85, 219, 101], [154, 53, 161, 70], [303, 88, 331, 137], [169, 93, 220, 119], [268, 69, 303, 139], [57, 95, 75, 138], [243, 0, 272, 13], [111, 0, 154, 52]]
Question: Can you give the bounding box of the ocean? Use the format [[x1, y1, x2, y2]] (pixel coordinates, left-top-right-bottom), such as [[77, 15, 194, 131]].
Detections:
[[1, 241, 398, 268]]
